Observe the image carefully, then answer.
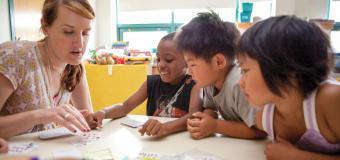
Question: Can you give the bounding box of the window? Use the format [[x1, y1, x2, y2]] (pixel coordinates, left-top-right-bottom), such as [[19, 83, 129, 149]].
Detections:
[[117, 10, 175, 52], [117, 0, 239, 52], [329, 0, 340, 53], [237, 0, 272, 22], [251, 1, 272, 21], [174, 8, 236, 24], [329, 0, 340, 22], [118, 10, 172, 24]]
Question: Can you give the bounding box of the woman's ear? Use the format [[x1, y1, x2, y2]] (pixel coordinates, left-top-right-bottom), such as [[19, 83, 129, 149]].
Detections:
[[41, 18, 48, 36], [214, 53, 227, 69]]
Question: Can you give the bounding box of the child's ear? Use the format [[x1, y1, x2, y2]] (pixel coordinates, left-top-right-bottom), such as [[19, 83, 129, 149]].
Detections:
[[214, 53, 227, 69]]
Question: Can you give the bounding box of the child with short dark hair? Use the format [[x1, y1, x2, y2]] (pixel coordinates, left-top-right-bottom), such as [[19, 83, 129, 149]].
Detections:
[[85, 32, 202, 137], [237, 15, 340, 159], [176, 10, 265, 140]]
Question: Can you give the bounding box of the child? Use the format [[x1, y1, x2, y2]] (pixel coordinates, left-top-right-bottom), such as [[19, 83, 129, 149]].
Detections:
[[0, 138, 8, 153], [237, 15, 340, 159], [86, 32, 202, 137], [175, 11, 266, 140]]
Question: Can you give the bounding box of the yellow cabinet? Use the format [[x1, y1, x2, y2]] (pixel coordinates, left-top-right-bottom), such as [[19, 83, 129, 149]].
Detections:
[[85, 64, 147, 115]]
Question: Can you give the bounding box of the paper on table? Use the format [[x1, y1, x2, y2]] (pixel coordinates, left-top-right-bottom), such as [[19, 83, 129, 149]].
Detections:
[[8, 142, 38, 155], [72, 131, 102, 147], [124, 152, 173, 160], [120, 118, 144, 128], [52, 148, 82, 159], [174, 148, 224, 160], [83, 148, 114, 160]]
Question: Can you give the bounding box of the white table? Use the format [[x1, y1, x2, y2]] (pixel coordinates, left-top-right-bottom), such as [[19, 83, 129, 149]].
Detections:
[[0, 115, 269, 159]]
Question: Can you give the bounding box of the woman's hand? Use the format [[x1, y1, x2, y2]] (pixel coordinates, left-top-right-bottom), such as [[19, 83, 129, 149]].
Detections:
[[0, 138, 8, 153], [39, 104, 91, 133], [138, 119, 169, 137]]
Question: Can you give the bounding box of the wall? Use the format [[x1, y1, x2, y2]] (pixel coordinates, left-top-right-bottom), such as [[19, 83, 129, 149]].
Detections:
[[0, 0, 11, 43], [295, 0, 328, 19], [95, 0, 117, 48], [274, 0, 328, 19], [13, 0, 44, 41], [120, 0, 236, 11], [273, 0, 296, 16]]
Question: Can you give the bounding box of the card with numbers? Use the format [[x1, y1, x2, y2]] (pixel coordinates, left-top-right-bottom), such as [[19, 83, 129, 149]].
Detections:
[[72, 131, 102, 147], [8, 142, 38, 155]]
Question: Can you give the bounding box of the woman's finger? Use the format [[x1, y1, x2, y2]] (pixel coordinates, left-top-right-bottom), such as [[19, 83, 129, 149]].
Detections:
[[63, 104, 90, 131]]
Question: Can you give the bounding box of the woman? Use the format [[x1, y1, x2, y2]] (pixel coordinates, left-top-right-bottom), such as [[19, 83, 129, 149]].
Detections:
[[0, 0, 94, 138]]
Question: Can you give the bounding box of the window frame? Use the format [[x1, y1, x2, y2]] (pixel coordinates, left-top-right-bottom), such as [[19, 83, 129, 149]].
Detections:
[[8, 0, 16, 40], [117, 23, 182, 41], [329, 0, 340, 31]]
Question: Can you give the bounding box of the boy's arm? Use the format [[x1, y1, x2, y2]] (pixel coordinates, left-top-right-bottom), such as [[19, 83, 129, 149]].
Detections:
[[160, 83, 203, 136], [104, 80, 148, 119], [203, 108, 218, 118], [139, 83, 203, 137], [215, 120, 266, 139], [202, 88, 218, 118], [213, 106, 266, 139]]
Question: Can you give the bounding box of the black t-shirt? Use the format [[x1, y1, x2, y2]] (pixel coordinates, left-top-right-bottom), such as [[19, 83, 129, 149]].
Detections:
[[146, 74, 195, 117]]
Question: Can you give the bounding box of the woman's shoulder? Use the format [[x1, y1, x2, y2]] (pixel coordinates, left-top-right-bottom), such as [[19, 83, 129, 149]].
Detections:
[[0, 40, 36, 49], [0, 40, 37, 57], [0, 40, 40, 74]]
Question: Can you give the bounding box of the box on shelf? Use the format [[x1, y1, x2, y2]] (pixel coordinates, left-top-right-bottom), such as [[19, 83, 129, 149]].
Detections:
[[85, 64, 147, 114], [240, 12, 252, 23], [242, 2, 253, 12]]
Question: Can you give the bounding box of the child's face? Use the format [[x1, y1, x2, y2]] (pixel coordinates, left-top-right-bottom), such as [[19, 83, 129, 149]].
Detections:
[[156, 40, 187, 84], [238, 55, 275, 107], [184, 53, 219, 88]]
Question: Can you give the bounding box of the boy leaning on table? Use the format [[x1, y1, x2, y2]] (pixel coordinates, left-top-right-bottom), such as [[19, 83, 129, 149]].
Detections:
[[175, 10, 267, 140]]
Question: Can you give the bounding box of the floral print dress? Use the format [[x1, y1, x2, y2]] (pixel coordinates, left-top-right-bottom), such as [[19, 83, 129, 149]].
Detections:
[[0, 41, 71, 134]]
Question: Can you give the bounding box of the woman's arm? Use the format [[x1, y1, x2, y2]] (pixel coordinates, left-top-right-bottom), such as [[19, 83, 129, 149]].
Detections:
[[0, 74, 90, 138], [0, 74, 40, 137]]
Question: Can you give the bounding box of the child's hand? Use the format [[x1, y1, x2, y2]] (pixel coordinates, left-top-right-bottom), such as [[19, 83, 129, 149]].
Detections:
[[0, 138, 8, 153], [187, 112, 216, 139], [265, 136, 300, 160], [138, 119, 168, 137], [81, 110, 105, 129]]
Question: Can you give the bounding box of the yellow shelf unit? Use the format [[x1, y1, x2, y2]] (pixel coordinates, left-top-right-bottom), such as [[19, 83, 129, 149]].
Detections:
[[85, 64, 147, 115]]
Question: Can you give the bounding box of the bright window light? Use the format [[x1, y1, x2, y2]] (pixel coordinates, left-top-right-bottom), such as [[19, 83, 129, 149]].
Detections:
[[123, 31, 168, 51]]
